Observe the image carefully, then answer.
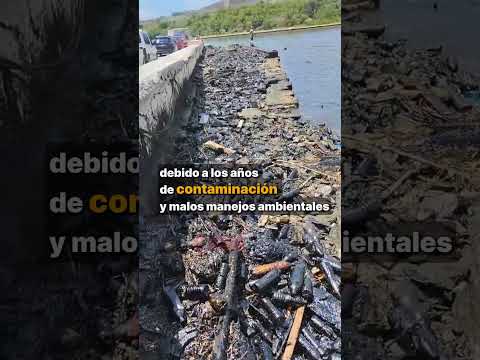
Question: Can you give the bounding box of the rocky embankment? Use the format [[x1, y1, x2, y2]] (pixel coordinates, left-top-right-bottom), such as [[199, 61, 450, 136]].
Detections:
[[342, 1, 480, 359], [140, 45, 341, 359]]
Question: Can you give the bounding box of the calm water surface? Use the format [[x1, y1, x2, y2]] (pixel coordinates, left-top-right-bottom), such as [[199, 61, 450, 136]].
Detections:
[[205, 27, 341, 133]]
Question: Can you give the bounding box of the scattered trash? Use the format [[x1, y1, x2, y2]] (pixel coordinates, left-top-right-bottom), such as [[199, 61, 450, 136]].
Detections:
[[199, 113, 210, 124], [203, 140, 236, 155], [281, 305, 305, 360], [141, 44, 340, 359], [163, 281, 186, 324], [252, 261, 291, 276], [342, 0, 479, 358]]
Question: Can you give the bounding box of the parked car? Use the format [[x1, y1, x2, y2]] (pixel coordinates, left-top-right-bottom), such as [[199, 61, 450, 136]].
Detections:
[[152, 36, 177, 57], [173, 32, 189, 50], [139, 30, 157, 65]]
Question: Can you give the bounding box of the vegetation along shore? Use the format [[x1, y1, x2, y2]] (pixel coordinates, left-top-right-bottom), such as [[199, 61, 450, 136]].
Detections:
[[143, 0, 340, 37], [200, 22, 340, 39]]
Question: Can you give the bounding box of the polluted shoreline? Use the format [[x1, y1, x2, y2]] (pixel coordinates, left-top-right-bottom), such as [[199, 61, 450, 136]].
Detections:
[[140, 45, 341, 360], [342, 0, 480, 359]]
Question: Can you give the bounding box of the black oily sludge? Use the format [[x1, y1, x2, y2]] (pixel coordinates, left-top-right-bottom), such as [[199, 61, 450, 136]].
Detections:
[[140, 44, 340, 360]]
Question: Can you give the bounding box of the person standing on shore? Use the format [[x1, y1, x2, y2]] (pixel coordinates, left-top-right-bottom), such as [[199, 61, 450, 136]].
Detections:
[[250, 26, 255, 47]]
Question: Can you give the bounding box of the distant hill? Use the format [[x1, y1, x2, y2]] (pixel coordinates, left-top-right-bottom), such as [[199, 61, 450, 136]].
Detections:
[[201, 0, 262, 12], [142, 0, 264, 23], [142, 2, 240, 23]]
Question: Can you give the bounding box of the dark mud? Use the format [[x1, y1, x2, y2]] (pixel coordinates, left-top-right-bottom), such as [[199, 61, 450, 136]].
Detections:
[[343, 1, 480, 359], [140, 45, 340, 359]]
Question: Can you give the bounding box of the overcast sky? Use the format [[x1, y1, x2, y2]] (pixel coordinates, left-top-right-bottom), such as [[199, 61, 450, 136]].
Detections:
[[140, 0, 219, 20]]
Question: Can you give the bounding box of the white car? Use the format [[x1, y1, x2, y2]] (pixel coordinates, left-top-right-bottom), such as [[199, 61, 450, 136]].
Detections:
[[139, 30, 157, 65]]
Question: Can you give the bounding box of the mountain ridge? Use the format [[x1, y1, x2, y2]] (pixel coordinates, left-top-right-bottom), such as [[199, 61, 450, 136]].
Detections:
[[200, 0, 261, 12], [141, 0, 263, 23]]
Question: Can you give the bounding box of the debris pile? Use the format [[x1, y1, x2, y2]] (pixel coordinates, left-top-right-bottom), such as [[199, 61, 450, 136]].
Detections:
[[342, 1, 479, 359], [140, 45, 341, 359]]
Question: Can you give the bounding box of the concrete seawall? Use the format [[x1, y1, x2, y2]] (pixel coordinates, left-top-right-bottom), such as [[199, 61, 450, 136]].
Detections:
[[139, 41, 204, 154], [139, 41, 204, 215]]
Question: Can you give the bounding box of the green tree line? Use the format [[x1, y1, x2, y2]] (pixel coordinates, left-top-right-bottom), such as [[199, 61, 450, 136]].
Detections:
[[144, 0, 340, 37]]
